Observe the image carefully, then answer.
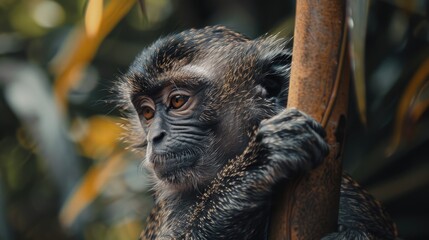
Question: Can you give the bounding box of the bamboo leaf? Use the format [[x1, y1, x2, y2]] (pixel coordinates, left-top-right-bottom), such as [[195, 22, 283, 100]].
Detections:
[[60, 152, 125, 227], [387, 57, 429, 155], [51, 0, 136, 111], [410, 81, 429, 122], [348, 0, 369, 125], [72, 116, 125, 160], [85, 0, 103, 37]]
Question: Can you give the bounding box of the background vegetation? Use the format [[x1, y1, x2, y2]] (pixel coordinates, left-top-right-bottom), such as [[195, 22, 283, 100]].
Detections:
[[0, 0, 428, 239]]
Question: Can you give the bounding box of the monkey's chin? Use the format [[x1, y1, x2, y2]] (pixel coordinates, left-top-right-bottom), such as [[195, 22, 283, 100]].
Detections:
[[150, 152, 198, 184]]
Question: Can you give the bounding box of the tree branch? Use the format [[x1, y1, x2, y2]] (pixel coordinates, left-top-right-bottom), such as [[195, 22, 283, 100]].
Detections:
[[269, 0, 350, 239]]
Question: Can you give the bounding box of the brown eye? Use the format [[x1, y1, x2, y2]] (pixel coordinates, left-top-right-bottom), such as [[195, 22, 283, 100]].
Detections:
[[141, 106, 155, 120], [170, 95, 189, 109]]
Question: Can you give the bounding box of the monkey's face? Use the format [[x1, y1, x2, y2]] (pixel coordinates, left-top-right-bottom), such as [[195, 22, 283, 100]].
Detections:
[[120, 26, 291, 194], [128, 64, 251, 192]]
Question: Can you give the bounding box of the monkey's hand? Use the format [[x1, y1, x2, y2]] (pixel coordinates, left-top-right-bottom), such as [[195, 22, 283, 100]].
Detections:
[[256, 108, 329, 180], [179, 109, 329, 239]]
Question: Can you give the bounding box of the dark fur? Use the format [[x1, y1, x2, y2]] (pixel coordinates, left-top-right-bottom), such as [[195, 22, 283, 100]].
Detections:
[[118, 26, 398, 239]]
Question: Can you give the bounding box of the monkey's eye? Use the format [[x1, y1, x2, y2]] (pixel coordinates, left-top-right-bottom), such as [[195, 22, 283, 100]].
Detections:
[[141, 106, 155, 120], [170, 95, 189, 109]]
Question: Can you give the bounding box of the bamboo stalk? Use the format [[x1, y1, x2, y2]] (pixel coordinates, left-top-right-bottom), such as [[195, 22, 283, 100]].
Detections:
[[269, 0, 350, 239]]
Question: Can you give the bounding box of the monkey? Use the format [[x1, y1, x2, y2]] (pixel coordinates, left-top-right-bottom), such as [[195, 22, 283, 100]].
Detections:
[[118, 26, 398, 239]]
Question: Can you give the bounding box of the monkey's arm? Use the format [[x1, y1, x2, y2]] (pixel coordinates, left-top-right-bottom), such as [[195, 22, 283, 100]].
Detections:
[[179, 108, 329, 239], [179, 109, 398, 240]]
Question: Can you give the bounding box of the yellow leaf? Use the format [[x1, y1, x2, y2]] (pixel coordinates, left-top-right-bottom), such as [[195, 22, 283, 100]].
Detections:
[[85, 0, 103, 37], [348, 0, 369, 125], [60, 152, 125, 227], [52, 0, 137, 111], [72, 115, 125, 160], [411, 98, 429, 122], [387, 57, 429, 155]]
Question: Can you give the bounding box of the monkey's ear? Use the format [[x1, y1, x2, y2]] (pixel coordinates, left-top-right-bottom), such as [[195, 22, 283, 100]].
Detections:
[[257, 46, 292, 106]]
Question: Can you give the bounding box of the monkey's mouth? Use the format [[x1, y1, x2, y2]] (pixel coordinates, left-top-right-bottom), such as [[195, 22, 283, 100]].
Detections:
[[149, 150, 199, 181]]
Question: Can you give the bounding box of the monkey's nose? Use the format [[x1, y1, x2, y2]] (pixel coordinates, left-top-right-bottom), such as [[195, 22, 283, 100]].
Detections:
[[147, 115, 167, 146], [151, 131, 166, 145]]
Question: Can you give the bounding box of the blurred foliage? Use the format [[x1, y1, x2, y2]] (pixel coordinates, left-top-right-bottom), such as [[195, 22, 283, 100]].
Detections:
[[0, 0, 428, 240]]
